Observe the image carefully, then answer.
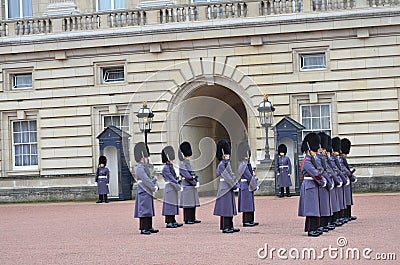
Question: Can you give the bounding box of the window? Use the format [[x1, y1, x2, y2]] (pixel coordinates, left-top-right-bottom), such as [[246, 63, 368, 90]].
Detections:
[[97, 0, 125, 11], [12, 120, 38, 168], [6, 0, 32, 19], [103, 115, 129, 132], [301, 104, 331, 136], [102, 67, 124, 83], [11, 73, 32, 90], [300, 53, 326, 71]]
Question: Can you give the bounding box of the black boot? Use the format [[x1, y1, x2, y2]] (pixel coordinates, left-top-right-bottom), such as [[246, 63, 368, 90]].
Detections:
[[278, 187, 284, 198], [104, 194, 108, 203], [96, 194, 103, 203], [286, 187, 291, 197]]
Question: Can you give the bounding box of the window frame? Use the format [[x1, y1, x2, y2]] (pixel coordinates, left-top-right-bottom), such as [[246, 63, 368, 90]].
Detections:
[[102, 114, 130, 133], [97, 0, 126, 11], [11, 119, 38, 170], [300, 53, 327, 71], [300, 104, 332, 137], [292, 46, 330, 73], [101, 66, 125, 84], [11, 73, 33, 90], [5, 0, 33, 19]]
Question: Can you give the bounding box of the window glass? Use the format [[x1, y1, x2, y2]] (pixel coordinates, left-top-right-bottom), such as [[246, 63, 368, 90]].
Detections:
[[12, 120, 38, 168], [301, 104, 331, 136], [7, 0, 32, 19], [300, 53, 326, 71], [12, 73, 32, 89], [103, 115, 129, 132], [102, 67, 124, 83], [98, 0, 125, 11]]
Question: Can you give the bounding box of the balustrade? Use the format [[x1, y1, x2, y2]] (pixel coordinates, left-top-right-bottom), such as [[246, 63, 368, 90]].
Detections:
[[0, 1, 398, 37]]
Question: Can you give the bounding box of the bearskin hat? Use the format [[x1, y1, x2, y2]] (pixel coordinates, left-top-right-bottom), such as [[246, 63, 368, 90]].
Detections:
[[134, 142, 149, 162], [301, 136, 308, 153], [178, 141, 192, 161], [216, 139, 231, 161], [341, 138, 351, 155], [303, 132, 320, 152], [162, 146, 175, 163], [99, 155, 107, 166], [237, 141, 250, 161], [326, 135, 333, 153], [331, 137, 341, 153], [278, 144, 287, 154], [318, 132, 329, 150]]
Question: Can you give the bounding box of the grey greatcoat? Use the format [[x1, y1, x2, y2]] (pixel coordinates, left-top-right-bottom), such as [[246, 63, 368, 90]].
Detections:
[[179, 160, 200, 208], [275, 155, 292, 188], [238, 161, 257, 213], [298, 155, 326, 217], [162, 163, 181, 216], [329, 155, 346, 210], [340, 156, 357, 206], [315, 154, 333, 217], [134, 163, 157, 218], [95, 167, 110, 195], [332, 155, 351, 207], [323, 154, 342, 213], [213, 160, 238, 217]]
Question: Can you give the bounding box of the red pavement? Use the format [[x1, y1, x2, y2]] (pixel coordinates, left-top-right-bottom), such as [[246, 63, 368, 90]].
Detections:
[[1, 193, 399, 265]]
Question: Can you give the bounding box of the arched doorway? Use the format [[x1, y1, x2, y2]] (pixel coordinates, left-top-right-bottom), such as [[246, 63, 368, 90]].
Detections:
[[177, 84, 248, 195]]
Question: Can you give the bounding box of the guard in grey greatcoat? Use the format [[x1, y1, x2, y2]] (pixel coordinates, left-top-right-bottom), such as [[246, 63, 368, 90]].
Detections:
[[332, 137, 350, 225], [323, 135, 343, 228], [133, 142, 159, 235], [178, 142, 201, 224], [316, 132, 335, 232], [275, 144, 292, 197], [213, 139, 240, 233], [237, 140, 259, 227], [95, 155, 110, 203], [328, 137, 346, 226], [340, 138, 358, 221], [298, 133, 327, 237], [161, 146, 183, 229]]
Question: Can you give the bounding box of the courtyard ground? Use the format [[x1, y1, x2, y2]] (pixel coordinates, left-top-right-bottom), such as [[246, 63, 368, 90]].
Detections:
[[1, 193, 399, 264]]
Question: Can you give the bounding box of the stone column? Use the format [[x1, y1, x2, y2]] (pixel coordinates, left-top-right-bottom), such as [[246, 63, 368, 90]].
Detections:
[[247, 1, 261, 17], [302, 0, 312, 12]]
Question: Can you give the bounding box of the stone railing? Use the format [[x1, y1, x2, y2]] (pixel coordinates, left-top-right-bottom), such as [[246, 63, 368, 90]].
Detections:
[[368, 0, 399, 6], [311, 0, 356, 11], [0, 0, 398, 38]]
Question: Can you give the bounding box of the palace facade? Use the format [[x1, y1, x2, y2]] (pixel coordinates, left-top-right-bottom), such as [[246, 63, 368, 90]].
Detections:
[[0, 0, 399, 201]]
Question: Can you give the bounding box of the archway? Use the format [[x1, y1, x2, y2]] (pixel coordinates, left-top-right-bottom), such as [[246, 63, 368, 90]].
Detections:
[[178, 84, 248, 195]]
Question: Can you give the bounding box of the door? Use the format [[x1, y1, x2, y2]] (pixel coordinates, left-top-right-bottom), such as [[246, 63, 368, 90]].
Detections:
[[104, 146, 119, 197]]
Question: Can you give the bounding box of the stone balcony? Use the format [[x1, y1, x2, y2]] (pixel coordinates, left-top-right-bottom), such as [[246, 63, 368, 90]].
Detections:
[[0, 0, 398, 38]]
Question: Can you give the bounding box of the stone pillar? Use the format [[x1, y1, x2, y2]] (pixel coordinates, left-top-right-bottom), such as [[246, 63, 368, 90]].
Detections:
[[247, 2, 261, 17], [98, 14, 110, 29], [145, 9, 160, 25], [302, 0, 312, 12], [8, 22, 17, 37], [198, 5, 208, 21], [354, 0, 369, 8], [51, 17, 64, 33]]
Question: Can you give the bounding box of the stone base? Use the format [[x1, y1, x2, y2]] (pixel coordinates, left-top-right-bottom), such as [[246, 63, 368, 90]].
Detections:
[[1, 176, 400, 202], [0, 186, 97, 203]]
